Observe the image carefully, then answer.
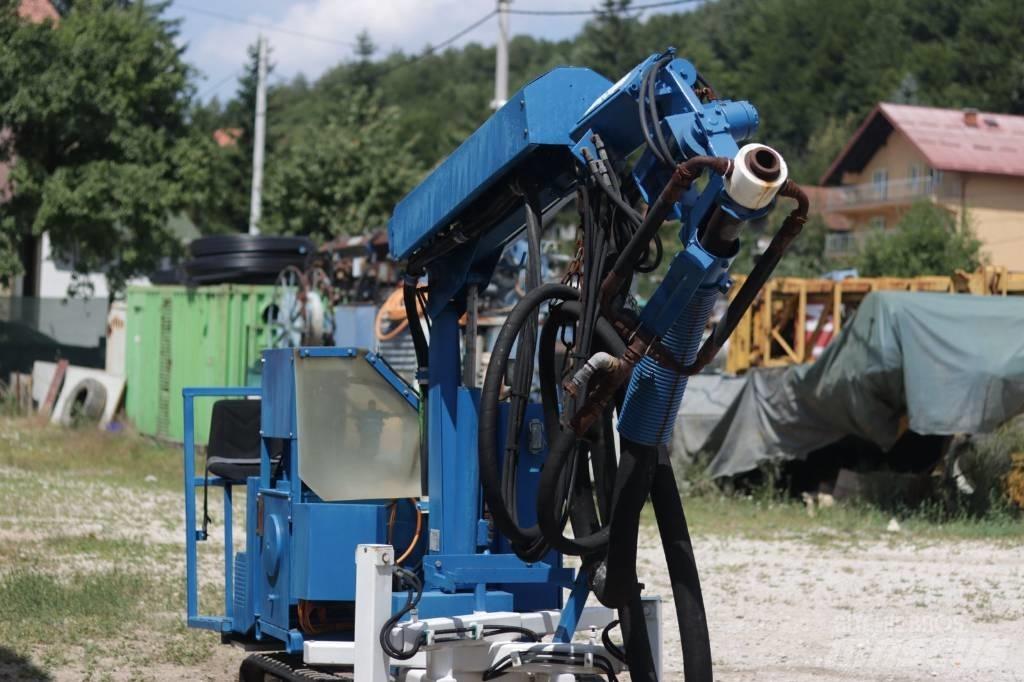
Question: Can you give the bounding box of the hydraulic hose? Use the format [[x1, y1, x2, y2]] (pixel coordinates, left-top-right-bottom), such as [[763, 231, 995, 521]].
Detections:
[[403, 277, 431, 496], [537, 302, 620, 540], [619, 589, 658, 682], [617, 287, 718, 445], [650, 444, 712, 682], [479, 283, 581, 561], [590, 437, 656, 609], [535, 302, 624, 556], [500, 192, 545, 526], [601, 156, 732, 306]]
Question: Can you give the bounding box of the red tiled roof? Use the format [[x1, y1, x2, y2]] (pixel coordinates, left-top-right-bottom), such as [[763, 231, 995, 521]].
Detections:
[[821, 103, 1024, 185], [17, 0, 58, 22], [213, 127, 242, 147]]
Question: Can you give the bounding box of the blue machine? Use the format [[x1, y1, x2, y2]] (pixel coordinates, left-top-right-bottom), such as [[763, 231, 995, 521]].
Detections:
[[183, 48, 806, 681]]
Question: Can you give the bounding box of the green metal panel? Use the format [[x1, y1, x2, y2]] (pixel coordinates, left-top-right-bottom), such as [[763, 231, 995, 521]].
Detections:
[[125, 285, 274, 443]]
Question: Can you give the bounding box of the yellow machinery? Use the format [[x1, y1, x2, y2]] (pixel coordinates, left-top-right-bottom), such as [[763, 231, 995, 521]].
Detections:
[[726, 266, 1024, 374]]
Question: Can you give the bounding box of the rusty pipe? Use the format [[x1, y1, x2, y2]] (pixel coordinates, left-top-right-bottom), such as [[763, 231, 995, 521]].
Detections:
[[684, 179, 810, 373], [600, 155, 733, 306]]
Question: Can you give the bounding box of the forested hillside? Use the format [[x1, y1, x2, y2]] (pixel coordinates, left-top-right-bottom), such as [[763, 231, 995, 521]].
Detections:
[[194, 0, 1022, 238]]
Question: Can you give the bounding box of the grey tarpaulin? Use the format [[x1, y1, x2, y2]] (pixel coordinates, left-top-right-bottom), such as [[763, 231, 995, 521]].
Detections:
[[705, 292, 1024, 478], [671, 373, 747, 461]]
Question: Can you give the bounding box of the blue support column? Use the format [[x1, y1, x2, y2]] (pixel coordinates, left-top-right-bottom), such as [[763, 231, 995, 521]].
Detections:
[[453, 387, 481, 555], [428, 305, 461, 556], [183, 391, 199, 623], [223, 486, 233, 617]]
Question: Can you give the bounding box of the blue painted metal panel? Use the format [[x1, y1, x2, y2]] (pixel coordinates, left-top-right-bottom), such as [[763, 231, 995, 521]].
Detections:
[[366, 351, 419, 410], [388, 67, 613, 260], [401, 591, 514, 620], [425, 554, 574, 593], [290, 502, 388, 601], [260, 493, 292, 631], [450, 387, 481, 555], [426, 306, 460, 561], [260, 349, 296, 439]]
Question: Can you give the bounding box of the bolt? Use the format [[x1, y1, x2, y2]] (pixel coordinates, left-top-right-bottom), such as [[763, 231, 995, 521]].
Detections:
[[382, 553, 391, 565], [434, 560, 443, 569]]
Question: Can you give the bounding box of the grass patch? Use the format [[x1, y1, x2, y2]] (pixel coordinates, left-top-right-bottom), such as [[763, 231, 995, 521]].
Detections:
[[0, 569, 150, 650], [664, 493, 1024, 544], [43, 534, 150, 559], [0, 417, 192, 492]]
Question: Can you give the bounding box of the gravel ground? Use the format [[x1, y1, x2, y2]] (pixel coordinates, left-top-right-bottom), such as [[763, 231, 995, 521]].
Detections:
[[637, 530, 1024, 681], [3, 422, 1023, 681]]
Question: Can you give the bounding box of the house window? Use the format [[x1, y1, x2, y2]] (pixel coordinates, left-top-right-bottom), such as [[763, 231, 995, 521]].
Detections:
[[908, 164, 920, 192], [869, 216, 886, 231], [926, 167, 942, 188], [872, 169, 888, 200]]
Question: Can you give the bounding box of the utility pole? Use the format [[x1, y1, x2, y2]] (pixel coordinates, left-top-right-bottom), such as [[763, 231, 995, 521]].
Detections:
[[491, 0, 510, 110], [248, 34, 268, 235]]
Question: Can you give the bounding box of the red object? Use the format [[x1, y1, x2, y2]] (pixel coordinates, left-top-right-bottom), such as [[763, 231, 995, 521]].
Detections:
[[17, 0, 59, 23], [821, 103, 1024, 184], [39, 359, 68, 418]]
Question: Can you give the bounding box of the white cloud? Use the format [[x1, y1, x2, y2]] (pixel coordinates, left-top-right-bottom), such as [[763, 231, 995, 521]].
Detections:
[[180, 0, 643, 100]]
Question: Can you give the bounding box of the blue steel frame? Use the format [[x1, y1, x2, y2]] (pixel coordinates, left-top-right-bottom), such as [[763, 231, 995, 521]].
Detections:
[[182, 385, 260, 633], [183, 50, 771, 652], [388, 49, 770, 644]]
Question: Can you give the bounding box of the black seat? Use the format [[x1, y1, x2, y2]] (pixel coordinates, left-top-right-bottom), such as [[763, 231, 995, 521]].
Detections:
[[206, 399, 269, 480]]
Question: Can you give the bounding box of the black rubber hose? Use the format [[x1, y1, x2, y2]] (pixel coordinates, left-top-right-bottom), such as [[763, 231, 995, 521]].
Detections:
[[404, 279, 431, 496], [500, 192, 544, 523], [379, 567, 424, 660], [590, 438, 657, 609], [650, 444, 713, 681], [535, 301, 623, 552], [618, 589, 658, 682], [638, 59, 672, 167], [479, 283, 581, 561]]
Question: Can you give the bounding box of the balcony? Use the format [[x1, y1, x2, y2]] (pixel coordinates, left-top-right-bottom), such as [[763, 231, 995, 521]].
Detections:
[[824, 176, 960, 212], [824, 231, 862, 258]]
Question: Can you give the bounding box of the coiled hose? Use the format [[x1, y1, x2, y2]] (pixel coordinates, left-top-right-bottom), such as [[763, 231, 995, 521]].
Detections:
[[617, 286, 719, 445]]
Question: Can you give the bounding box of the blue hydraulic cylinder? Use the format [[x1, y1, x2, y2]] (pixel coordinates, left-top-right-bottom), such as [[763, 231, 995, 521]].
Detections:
[[617, 285, 719, 446]]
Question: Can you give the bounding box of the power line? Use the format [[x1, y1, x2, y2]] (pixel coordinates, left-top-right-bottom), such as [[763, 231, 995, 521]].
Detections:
[[174, 3, 357, 48], [508, 0, 700, 16], [425, 10, 498, 54], [377, 10, 497, 77], [196, 69, 242, 102]]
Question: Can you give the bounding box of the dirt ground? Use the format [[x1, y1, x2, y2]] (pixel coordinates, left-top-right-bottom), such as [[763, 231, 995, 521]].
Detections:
[[2, 421, 1023, 681], [639, 530, 1024, 681]]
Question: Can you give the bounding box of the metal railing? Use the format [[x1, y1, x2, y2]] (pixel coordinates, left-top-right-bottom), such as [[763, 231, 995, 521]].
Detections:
[[824, 176, 959, 211]]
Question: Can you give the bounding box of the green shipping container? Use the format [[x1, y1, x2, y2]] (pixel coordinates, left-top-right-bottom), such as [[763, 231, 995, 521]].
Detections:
[[125, 285, 275, 443]]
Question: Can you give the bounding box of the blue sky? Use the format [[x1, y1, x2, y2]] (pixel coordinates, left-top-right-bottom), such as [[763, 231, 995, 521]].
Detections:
[[169, 1, 696, 103]]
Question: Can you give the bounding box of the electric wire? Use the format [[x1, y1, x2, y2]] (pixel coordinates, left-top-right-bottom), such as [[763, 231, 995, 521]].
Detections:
[[195, 69, 242, 102], [378, 567, 424, 660], [375, 10, 498, 78], [507, 0, 701, 15], [174, 3, 358, 47]]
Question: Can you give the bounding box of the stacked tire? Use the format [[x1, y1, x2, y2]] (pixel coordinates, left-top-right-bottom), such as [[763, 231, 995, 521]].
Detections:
[[184, 235, 315, 285]]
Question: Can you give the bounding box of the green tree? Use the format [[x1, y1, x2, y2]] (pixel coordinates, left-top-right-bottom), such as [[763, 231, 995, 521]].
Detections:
[[573, 0, 645, 79], [729, 213, 833, 278], [262, 88, 424, 240], [857, 202, 983, 277], [0, 0, 219, 290]]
